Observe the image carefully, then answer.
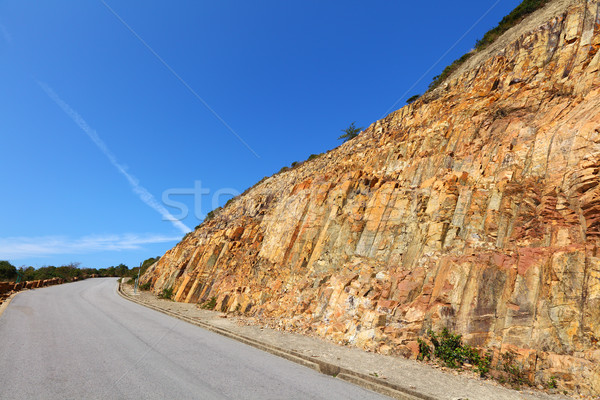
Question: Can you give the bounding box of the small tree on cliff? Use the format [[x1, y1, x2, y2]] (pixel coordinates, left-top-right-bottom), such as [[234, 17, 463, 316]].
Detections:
[[338, 122, 363, 143]]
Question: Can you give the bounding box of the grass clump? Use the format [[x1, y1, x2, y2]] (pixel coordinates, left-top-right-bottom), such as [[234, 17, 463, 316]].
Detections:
[[428, 53, 473, 90], [139, 281, 151, 291], [498, 351, 531, 388], [201, 296, 217, 310], [159, 286, 174, 300]]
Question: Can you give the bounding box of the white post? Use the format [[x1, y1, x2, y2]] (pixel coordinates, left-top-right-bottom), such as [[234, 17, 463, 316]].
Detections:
[[134, 262, 141, 295]]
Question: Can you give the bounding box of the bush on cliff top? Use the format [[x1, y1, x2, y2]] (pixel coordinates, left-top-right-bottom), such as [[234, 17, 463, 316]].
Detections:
[[475, 0, 551, 50]]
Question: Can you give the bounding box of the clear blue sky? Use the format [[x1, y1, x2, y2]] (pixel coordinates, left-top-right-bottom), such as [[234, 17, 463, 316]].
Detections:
[[0, 0, 521, 269]]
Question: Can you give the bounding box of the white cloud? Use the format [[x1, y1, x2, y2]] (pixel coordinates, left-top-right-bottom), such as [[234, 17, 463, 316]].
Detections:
[[37, 81, 192, 234], [0, 233, 181, 260]]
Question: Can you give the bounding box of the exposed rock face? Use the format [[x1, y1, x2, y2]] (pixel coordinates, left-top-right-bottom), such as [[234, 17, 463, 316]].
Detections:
[[143, 0, 600, 394]]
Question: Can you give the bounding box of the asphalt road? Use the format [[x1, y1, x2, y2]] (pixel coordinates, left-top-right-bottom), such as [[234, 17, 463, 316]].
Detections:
[[0, 278, 390, 400]]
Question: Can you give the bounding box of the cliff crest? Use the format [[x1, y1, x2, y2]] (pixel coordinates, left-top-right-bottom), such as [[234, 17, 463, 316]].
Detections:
[[143, 0, 600, 394]]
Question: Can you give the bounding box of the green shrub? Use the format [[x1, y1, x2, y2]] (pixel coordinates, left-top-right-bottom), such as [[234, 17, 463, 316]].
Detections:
[[477, 351, 493, 377], [201, 296, 217, 310], [475, 0, 550, 50], [159, 287, 174, 300], [499, 351, 531, 387], [420, 328, 492, 378], [428, 328, 467, 368], [428, 53, 473, 90], [139, 281, 151, 291], [406, 94, 420, 104], [417, 338, 432, 361], [204, 207, 222, 223]]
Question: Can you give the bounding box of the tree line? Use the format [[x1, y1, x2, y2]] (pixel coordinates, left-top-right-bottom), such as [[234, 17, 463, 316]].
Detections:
[[0, 257, 160, 282]]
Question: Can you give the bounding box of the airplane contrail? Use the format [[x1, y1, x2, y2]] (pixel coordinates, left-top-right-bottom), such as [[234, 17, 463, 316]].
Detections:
[[38, 81, 192, 235]]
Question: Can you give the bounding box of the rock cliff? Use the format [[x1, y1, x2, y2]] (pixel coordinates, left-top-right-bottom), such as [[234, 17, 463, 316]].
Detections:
[[143, 0, 600, 394]]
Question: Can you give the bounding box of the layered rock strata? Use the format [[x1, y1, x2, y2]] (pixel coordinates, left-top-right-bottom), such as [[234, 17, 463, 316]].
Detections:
[[143, 0, 600, 394]]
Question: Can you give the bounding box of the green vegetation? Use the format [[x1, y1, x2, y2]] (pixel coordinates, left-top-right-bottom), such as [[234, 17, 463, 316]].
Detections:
[[406, 94, 420, 104], [159, 286, 174, 300], [475, 0, 550, 50], [0, 261, 17, 281], [204, 207, 222, 223], [338, 122, 363, 143], [498, 351, 531, 388], [418, 328, 537, 387], [0, 256, 161, 283], [139, 281, 152, 291], [201, 296, 217, 310], [428, 0, 550, 90], [124, 256, 160, 280], [547, 375, 558, 389], [418, 328, 492, 377], [417, 338, 432, 361], [428, 53, 474, 91], [17, 262, 119, 282]]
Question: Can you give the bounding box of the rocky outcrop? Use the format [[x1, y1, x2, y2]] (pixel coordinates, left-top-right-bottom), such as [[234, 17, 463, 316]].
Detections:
[[143, 0, 600, 395], [0, 277, 66, 305]]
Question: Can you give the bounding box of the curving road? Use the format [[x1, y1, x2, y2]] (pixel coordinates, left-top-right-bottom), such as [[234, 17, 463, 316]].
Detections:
[[0, 278, 390, 400]]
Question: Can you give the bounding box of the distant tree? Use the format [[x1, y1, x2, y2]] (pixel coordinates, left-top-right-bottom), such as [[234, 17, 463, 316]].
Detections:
[[19, 266, 36, 281], [127, 256, 161, 278], [114, 263, 129, 277], [35, 265, 56, 280], [406, 94, 420, 104], [338, 122, 363, 143], [141, 256, 160, 271], [0, 261, 17, 281]]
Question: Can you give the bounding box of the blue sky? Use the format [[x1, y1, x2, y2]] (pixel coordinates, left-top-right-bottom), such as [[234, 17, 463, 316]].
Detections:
[[0, 0, 521, 268]]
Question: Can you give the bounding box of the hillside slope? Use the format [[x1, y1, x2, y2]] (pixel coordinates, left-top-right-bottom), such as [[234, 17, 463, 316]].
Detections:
[[143, 0, 600, 394]]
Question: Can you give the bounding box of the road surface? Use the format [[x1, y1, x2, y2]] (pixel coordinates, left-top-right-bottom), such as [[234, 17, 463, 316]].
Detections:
[[0, 278, 390, 400]]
